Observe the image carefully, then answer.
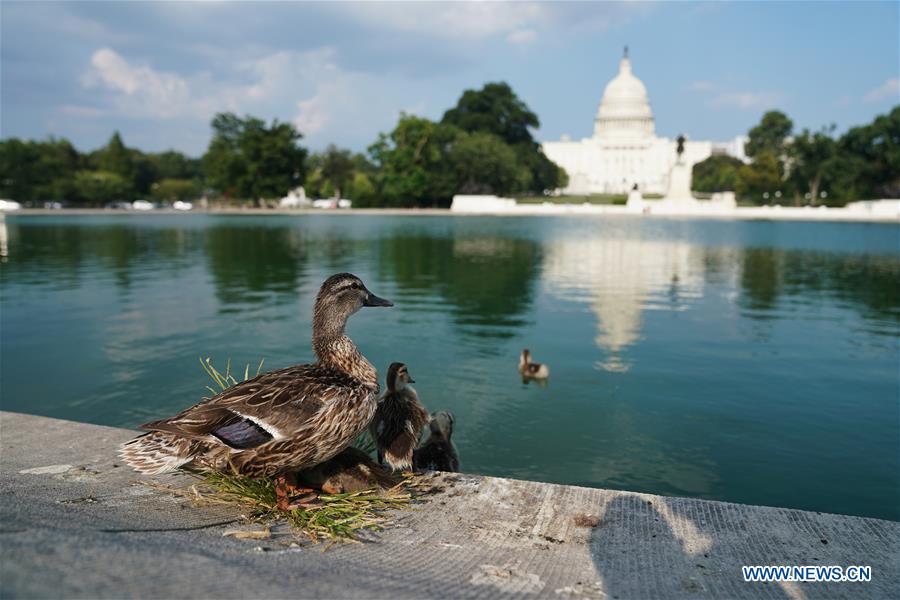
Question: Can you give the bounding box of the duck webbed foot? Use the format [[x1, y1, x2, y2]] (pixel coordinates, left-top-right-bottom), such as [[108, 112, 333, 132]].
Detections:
[[274, 473, 319, 510]]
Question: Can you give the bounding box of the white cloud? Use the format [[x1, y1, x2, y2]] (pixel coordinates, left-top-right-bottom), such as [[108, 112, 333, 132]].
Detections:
[[293, 91, 335, 136], [506, 29, 538, 46], [863, 78, 899, 103], [82, 48, 194, 119], [707, 91, 784, 110], [689, 80, 783, 110], [77, 45, 426, 151]]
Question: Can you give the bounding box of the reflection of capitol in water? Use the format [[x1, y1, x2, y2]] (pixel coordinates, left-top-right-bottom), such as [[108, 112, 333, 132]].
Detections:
[[543, 236, 705, 372], [0, 215, 7, 260]]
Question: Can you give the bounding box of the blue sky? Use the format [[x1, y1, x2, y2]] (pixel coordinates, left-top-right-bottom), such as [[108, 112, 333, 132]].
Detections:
[[1, 1, 897, 156]]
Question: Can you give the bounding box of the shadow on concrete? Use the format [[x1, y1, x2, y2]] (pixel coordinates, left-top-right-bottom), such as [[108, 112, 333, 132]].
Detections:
[[590, 493, 816, 599]]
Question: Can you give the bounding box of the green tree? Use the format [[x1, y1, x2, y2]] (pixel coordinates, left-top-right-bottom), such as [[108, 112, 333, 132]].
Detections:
[[151, 150, 202, 181], [692, 154, 744, 193], [130, 150, 158, 197], [746, 111, 793, 159], [448, 131, 519, 194], [320, 144, 355, 199], [368, 114, 459, 207], [441, 82, 567, 193], [202, 113, 307, 205], [89, 131, 165, 198], [151, 178, 198, 203], [345, 172, 376, 206], [788, 126, 837, 205], [736, 150, 784, 202], [832, 106, 900, 200], [442, 82, 539, 146], [518, 145, 568, 193], [0, 139, 41, 202], [301, 152, 325, 198], [95, 132, 135, 188], [72, 170, 130, 205], [0, 137, 81, 203]]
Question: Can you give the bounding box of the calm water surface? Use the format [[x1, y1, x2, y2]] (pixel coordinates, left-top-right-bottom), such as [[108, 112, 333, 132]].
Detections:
[[1, 214, 898, 520]]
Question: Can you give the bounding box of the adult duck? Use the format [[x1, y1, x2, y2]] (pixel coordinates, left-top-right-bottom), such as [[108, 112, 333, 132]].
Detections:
[[120, 273, 392, 508]]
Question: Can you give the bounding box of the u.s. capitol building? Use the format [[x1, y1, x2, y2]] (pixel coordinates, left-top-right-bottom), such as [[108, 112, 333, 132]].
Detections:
[[542, 49, 747, 196]]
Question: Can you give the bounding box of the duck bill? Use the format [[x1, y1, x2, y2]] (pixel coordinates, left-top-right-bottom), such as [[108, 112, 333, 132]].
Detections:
[[364, 292, 393, 307]]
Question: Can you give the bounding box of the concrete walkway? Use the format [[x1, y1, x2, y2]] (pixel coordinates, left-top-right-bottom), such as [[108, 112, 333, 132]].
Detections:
[[1, 411, 897, 599]]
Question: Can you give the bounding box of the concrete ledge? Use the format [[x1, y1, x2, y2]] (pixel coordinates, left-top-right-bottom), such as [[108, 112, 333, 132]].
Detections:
[[1, 411, 897, 598]]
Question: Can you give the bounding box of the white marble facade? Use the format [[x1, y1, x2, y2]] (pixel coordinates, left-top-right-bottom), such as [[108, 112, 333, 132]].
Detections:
[[542, 50, 747, 196]]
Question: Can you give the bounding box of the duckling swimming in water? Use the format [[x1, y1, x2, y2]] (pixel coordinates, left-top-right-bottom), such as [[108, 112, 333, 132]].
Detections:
[[119, 273, 392, 510], [296, 447, 400, 494], [369, 362, 430, 471], [413, 411, 459, 473], [519, 349, 550, 380]]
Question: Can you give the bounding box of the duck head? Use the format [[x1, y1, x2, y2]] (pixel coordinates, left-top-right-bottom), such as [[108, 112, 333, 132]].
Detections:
[[313, 273, 392, 338], [429, 410, 455, 440], [519, 349, 531, 367], [386, 362, 415, 392]]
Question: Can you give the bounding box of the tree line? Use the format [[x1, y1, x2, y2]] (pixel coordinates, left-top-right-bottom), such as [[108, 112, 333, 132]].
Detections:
[[2, 81, 895, 207], [0, 82, 567, 208], [0, 132, 204, 206], [692, 106, 899, 205]]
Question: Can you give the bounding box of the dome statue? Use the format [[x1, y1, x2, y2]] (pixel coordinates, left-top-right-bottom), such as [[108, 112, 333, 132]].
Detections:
[[594, 47, 655, 140]]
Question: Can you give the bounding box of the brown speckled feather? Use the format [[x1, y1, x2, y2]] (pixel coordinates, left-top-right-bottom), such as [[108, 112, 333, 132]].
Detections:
[[135, 364, 378, 477], [141, 364, 356, 440]]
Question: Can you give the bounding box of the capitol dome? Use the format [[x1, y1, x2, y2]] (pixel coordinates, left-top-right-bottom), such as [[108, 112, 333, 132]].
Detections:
[[594, 50, 655, 140]]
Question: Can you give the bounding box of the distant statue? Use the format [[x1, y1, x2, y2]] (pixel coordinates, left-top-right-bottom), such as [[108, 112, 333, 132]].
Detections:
[[676, 135, 685, 157], [623, 45, 629, 59]]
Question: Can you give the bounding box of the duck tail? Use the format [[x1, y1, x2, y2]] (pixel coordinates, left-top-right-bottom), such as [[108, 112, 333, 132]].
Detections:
[[119, 431, 198, 474]]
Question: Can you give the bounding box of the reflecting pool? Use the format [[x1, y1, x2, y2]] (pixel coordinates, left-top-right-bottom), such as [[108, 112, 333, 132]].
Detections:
[[1, 214, 897, 520]]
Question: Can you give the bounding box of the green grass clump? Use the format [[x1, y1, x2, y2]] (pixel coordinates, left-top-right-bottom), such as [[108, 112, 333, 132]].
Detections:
[[200, 356, 265, 394], [196, 469, 412, 543]]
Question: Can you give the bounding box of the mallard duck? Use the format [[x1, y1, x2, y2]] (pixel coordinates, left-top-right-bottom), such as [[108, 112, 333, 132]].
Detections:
[[369, 362, 430, 471], [296, 447, 399, 494], [518, 348, 550, 380], [413, 411, 459, 473], [119, 273, 392, 509]]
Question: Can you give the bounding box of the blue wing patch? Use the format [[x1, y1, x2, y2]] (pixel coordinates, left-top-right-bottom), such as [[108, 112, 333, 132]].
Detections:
[[212, 418, 273, 449]]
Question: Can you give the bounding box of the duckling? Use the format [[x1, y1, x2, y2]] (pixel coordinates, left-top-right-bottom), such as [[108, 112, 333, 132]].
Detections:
[[296, 447, 400, 494], [413, 411, 459, 473], [369, 362, 430, 471], [120, 273, 393, 510], [518, 348, 550, 380]]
